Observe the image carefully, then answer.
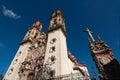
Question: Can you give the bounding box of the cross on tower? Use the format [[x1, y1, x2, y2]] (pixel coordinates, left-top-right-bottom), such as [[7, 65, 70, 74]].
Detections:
[[84, 28, 95, 42]]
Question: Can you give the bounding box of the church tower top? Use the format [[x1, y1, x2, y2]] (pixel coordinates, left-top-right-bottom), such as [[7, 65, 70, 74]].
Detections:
[[84, 28, 95, 42], [84, 28, 120, 79], [30, 20, 43, 31], [48, 9, 66, 36]]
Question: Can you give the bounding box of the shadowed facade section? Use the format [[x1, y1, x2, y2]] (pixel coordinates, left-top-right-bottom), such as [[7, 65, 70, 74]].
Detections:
[[85, 28, 120, 80]]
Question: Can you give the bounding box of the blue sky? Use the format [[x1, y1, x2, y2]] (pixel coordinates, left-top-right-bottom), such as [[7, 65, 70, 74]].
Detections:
[[0, 0, 120, 78]]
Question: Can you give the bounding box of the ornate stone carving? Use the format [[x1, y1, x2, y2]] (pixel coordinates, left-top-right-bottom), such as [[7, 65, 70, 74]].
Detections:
[[100, 56, 111, 65], [91, 42, 109, 54], [33, 64, 55, 80], [48, 10, 66, 36], [32, 20, 43, 31], [18, 24, 46, 79]]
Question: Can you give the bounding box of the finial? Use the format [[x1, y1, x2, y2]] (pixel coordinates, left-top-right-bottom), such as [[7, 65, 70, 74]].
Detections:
[[88, 38, 92, 46], [32, 20, 43, 31], [48, 9, 66, 36], [97, 35, 102, 42], [51, 9, 62, 18], [84, 28, 95, 42]]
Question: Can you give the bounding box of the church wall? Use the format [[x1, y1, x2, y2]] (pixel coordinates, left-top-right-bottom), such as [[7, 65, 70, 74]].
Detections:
[[44, 29, 61, 76], [44, 28, 75, 76], [3, 43, 31, 80], [59, 28, 74, 75]]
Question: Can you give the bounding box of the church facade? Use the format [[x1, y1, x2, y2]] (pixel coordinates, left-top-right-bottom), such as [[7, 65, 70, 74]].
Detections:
[[3, 10, 90, 80]]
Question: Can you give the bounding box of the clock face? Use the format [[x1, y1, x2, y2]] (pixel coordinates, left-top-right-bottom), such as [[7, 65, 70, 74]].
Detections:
[[100, 56, 111, 65]]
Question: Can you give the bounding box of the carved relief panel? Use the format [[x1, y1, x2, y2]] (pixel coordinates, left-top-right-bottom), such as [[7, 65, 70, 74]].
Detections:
[[91, 42, 109, 54], [19, 28, 46, 79], [100, 56, 111, 65]]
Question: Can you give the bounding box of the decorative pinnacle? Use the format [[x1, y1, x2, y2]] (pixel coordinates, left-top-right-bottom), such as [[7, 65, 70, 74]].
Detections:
[[88, 38, 92, 44], [32, 20, 43, 31], [84, 28, 95, 42], [48, 9, 67, 37], [97, 35, 102, 42]]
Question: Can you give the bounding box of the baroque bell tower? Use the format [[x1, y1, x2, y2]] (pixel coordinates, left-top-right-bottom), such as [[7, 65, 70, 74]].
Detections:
[[85, 28, 120, 80], [3, 20, 46, 80], [43, 9, 69, 77], [43, 9, 90, 80]]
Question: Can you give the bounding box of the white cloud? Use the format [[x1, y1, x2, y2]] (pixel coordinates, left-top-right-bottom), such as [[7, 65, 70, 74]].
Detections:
[[2, 5, 21, 19]]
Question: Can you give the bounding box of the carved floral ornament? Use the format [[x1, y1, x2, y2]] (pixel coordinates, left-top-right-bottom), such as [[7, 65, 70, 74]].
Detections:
[[91, 42, 109, 54], [18, 45, 45, 78]]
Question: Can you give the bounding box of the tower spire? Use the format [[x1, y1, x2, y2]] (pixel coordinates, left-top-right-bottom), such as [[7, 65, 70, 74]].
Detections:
[[32, 20, 43, 31], [88, 38, 92, 46], [97, 35, 102, 42], [84, 28, 95, 42], [48, 9, 66, 36]]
